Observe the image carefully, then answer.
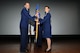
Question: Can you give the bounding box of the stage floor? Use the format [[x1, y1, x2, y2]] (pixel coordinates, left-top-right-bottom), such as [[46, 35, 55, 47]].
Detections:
[[0, 39, 80, 53]]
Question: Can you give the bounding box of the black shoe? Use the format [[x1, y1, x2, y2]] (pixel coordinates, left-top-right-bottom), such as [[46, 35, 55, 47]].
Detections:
[[26, 49, 29, 52], [45, 49, 51, 52]]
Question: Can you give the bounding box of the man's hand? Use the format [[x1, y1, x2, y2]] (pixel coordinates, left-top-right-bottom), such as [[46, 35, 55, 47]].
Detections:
[[35, 12, 39, 18]]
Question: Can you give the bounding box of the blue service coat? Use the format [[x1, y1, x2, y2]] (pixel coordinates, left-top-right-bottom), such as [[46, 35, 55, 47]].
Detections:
[[20, 8, 35, 28], [40, 13, 52, 38]]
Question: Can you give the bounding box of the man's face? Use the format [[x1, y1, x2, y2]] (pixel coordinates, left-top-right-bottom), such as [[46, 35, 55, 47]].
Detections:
[[45, 7, 50, 13], [25, 3, 30, 9]]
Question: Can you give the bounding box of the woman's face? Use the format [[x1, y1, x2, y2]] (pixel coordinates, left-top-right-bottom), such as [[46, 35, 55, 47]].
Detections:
[[45, 7, 50, 13]]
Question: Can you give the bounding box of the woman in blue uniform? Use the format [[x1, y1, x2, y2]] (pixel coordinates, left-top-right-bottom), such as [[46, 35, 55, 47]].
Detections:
[[40, 6, 52, 52], [35, 6, 52, 52]]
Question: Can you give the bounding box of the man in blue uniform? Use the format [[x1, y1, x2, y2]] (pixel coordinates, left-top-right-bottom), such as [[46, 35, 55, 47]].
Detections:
[[20, 2, 35, 53]]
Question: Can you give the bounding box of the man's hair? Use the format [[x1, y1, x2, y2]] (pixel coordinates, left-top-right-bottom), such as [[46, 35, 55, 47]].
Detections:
[[45, 6, 50, 9], [24, 2, 30, 5]]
